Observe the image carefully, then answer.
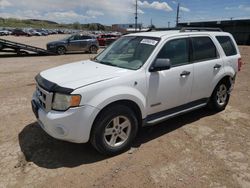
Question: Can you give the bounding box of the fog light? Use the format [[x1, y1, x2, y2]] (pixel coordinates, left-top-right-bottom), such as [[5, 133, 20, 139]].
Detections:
[[55, 126, 67, 136]]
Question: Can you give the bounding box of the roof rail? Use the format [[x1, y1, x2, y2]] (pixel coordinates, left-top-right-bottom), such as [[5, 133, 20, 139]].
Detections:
[[180, 27, 223, 32]]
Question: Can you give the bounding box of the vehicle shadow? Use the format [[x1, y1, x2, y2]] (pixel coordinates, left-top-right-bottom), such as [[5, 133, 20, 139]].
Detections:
[[133, 108, 216, 147], [18, 123, 108, 169], [18, 108, 216, 169], [0, 54, 47, 58]]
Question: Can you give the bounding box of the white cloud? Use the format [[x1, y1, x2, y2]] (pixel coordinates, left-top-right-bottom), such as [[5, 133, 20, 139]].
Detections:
[[138, 9, 144, 14], [180, 6, 190, 12], [0, 0, 11, 9], [225, 7, 233, 10], [3, 0, 136, 22], [138, 1, 173, 12], [238, 5, 250, 11], [225, 5, 250, 11], [45, 11, 89, 23], [0, 10, 42, 19], [86, 10, 104, 18]]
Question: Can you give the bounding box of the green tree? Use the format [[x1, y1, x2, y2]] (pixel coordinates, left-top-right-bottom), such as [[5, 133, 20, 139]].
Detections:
[[72, 22, 81, 30]]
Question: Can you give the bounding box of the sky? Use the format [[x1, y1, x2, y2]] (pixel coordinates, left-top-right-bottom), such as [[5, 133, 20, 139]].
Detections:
[[0, 0, 250, 27]]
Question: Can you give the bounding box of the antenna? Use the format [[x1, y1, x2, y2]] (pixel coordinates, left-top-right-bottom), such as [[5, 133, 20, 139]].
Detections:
[[135, 0, 138, 31], [176, 3, 180, 27]]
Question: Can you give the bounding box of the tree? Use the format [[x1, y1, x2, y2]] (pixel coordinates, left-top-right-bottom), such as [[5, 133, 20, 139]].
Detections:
[[72, 22, 81, 30]]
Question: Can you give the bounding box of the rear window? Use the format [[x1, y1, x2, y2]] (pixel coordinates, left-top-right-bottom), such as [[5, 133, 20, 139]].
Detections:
[[191, 37, 218, 62], [216, 36, 237, 56]]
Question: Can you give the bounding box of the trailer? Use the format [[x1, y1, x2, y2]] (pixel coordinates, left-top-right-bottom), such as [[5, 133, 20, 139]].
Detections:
[[0, 38, 56, 55]]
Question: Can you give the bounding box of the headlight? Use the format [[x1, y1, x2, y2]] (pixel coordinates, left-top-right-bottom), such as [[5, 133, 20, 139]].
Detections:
[[52, 93, 81, 111]]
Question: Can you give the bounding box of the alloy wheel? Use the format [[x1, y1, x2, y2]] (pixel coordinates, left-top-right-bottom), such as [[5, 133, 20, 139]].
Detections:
[[104, 116, 131, 148]]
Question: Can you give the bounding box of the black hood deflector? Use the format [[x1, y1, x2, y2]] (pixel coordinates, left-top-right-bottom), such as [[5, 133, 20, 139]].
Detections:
[[35, 74, 74, 94]]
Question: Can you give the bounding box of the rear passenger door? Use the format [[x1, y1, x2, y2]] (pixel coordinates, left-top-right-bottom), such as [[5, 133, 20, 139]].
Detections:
[[79, 36, 92, 51], [190, 36, 223, 101]]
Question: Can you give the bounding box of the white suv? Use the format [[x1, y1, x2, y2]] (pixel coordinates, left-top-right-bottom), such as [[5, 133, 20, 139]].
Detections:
[[32, 29, 242, 155]]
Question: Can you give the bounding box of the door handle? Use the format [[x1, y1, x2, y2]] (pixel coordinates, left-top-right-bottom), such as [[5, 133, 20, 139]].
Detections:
[[180, 71, 191, 77], [214, 64, 222, 70]]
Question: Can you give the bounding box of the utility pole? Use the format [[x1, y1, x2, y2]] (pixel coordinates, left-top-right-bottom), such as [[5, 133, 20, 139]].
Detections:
[[176, 3, 180, 27], [168, 21, 170, 28], [151, 18, 153, 27], [135, 0, 138, 31]]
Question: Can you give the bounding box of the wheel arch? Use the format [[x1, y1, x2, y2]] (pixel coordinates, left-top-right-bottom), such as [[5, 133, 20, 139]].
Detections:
[[211, 74, 235, 97], [89, 99, 143, 144], [89, 44, 98, 53], [98, 99, 142, 124]]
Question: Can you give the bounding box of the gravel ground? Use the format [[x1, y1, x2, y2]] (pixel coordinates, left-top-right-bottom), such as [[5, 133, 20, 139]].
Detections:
[[0, 35, 250, 188]]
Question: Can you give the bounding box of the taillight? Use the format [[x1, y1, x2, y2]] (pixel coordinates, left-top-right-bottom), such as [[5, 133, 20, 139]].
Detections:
[[238, 58, 243, 71]]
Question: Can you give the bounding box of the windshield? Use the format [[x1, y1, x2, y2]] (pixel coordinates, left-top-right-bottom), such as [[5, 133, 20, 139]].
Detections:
[[63, 35, 74, 41], [95, 36, 160, 70]]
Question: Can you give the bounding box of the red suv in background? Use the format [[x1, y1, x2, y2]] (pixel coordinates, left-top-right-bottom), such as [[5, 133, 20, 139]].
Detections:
[[97, 34, 120, 46]]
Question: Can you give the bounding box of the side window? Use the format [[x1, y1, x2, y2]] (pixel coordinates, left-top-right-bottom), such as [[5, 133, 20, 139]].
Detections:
[[157, 38, 189, 67], [71, 35, 81, 40], [191, 37, 218, 62], [81, 36, 91, 40], [216, 36, 237, 56]]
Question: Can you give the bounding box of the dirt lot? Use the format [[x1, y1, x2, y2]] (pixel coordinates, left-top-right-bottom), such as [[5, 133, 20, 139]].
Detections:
[[0, 35, 250, 188]]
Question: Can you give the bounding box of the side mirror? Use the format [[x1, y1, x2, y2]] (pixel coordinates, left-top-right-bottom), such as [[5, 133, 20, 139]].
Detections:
[[149, 58, 171, 72]]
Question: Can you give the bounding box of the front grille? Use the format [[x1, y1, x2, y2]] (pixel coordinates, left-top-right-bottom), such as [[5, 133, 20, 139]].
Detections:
[[36, 84, 53, 112]]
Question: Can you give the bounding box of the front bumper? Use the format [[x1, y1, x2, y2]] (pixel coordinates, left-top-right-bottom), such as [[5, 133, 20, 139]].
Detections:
[[31, 97, 100, 143], [46, 45, 57, 52]]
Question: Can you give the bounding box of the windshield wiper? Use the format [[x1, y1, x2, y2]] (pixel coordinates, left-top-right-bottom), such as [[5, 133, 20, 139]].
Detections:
[[100, 61, 118, 67]]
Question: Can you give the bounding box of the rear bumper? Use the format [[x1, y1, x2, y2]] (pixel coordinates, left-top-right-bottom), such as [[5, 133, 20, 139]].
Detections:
[[31, 97, 100, 143]]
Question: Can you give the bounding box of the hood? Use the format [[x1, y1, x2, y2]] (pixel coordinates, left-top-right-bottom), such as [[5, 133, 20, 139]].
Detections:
[[39, 60, 133, 91], [47, 40, 67, 45]]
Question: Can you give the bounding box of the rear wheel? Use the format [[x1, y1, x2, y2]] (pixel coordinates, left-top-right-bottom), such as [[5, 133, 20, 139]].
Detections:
[[208, 81, 230, 112], [91, 104, 138, 155], [89, 45, 98, 54], [57, 46, 66, 55]]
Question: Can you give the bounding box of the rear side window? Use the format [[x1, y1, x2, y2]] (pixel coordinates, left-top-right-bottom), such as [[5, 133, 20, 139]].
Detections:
[[81, 36, 92, 40], [191, 37, 218, 62], [216, 36, 237, 56], [157, 38, 189, 67]]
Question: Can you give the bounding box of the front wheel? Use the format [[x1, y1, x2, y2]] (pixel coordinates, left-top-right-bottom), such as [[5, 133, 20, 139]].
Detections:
[[57, 46, 66, 55], [91, 105, 138, 155], [208, 81, 230, 112]]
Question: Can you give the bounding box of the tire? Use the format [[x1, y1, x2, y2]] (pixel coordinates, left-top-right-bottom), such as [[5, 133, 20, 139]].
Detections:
[[57, 46, 66, 55], [208, 80, 230, 112], [91, 104, 138, 156], [89, 45, 98, 54]]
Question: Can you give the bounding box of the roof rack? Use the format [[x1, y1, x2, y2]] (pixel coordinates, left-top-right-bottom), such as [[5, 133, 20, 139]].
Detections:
[[180, 27, 223, 32]]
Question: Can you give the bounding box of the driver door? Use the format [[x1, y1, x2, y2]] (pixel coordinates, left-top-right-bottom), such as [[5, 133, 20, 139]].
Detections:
[[146, 37, 194, 116], [67, 35, 81, 51]]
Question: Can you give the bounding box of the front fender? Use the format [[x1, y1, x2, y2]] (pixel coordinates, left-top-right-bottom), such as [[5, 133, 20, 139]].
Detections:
[[86, 86, 147, 118]]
